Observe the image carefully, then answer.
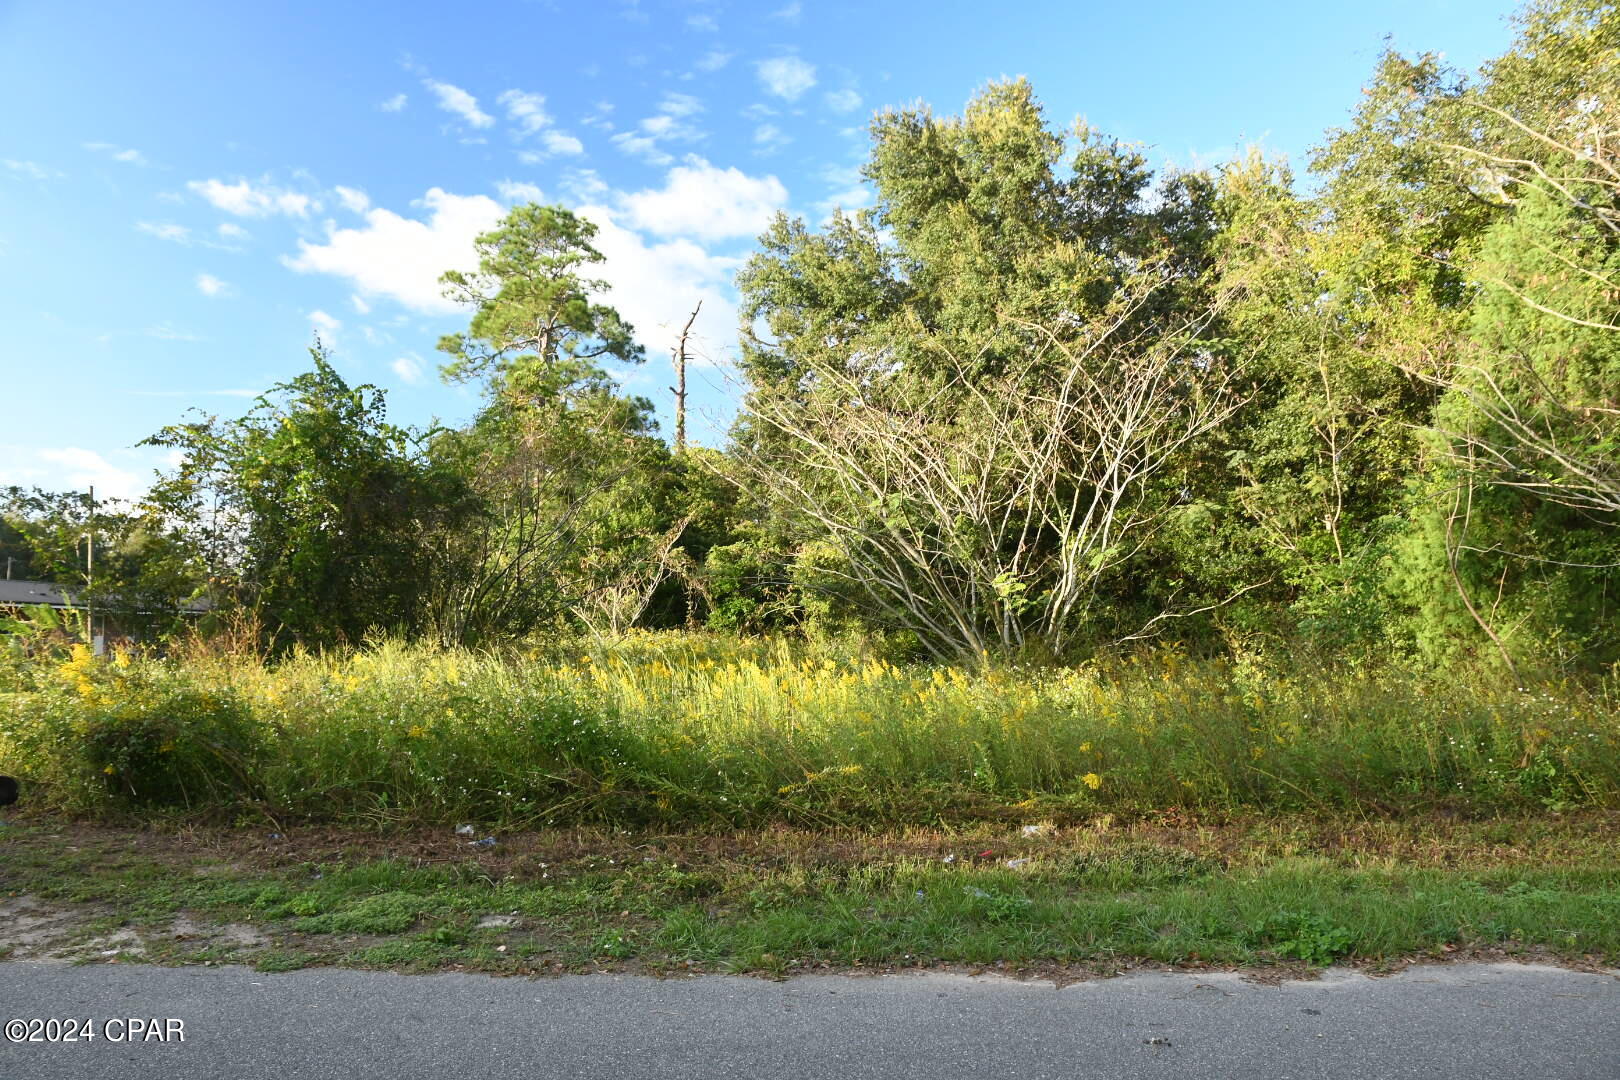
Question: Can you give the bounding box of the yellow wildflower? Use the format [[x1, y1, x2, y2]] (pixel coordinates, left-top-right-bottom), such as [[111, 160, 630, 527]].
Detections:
[[1081, 772, 1102, 790]]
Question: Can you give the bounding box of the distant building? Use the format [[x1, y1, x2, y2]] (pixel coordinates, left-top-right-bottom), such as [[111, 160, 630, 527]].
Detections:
[[0, 578, 209, 653], [0, 579, 81, 611]]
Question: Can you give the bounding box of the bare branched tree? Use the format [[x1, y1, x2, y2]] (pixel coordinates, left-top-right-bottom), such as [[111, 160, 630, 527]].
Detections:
[[670, 302, 701, 454], [727, 271, 1251, 662]]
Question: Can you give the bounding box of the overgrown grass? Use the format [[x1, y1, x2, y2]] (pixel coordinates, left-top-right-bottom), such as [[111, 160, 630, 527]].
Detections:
[[2, 633, 1617, 826]]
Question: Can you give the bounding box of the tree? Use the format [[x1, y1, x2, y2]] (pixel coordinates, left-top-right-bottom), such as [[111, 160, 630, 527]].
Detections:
[[1423, 91, 1620, 518], [143, 344, 458, 649], [1303, 0, 1620, 672], [0, 487, 204, 640], [437, 204, 643, 400], [731, 264, 1249, 662], [0, 513, 40, 582], [418, 374, 679, 645], [732, 81, 1244, 661], [424, 202, 701, 643]]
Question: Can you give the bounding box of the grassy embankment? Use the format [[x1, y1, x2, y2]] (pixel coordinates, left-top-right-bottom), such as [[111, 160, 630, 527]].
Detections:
[[3, 815, 1618, 975], [2, 634, 1617, 973]]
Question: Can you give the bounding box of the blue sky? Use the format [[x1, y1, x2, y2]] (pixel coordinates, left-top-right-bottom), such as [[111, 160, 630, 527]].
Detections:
[[1, 0, 1522, 500]]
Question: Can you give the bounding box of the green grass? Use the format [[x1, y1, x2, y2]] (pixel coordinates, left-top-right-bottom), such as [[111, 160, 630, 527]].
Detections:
[[3, 633, 1618, 828], [252, 950, 316, 973], [2, 817, 1617, 975]]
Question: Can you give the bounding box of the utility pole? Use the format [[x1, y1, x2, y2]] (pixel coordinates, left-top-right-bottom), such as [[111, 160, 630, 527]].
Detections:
[[669, 301, 700, 454], [86, 485, 96, 654]]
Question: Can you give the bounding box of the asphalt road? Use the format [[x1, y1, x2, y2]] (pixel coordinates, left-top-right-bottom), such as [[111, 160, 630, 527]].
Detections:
[[1, 961, 1616, 1079]]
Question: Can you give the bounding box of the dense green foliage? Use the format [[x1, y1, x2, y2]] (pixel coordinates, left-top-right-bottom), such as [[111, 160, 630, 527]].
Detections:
[[140, 347, 460, 649], [2, 0, 1616, 676], [0, 487, 202, 641]]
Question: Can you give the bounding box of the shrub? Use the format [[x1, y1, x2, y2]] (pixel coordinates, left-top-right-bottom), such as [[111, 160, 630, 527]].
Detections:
[[4, 646, 262, 811]]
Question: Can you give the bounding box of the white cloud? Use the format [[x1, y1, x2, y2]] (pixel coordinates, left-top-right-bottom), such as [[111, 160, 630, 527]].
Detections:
[[380, 93, 408, 112], [611, 133, 673, 166], [495, 179, 545, 203], [283, 188, 505, 314], [581, 103, 616, 131], [350, 293, 371, 315], [576, 204, 741, 368], [695, 49, 733, 72], [33, 448, 144, 499], [0, 444, 217, 499], [542, 130, 585, 156], [561, 169, 610, 201], [83, 142, 147, 166], [309, 310, 341, 340], [499, 89, 551, 135], [493, 88, 582, 161], [815, 163, 871, 218], [392, 354, 426, 385], [195, 273, 232, 298], [686, 12, 718, 30], [753, 124, 791, 153], [4, 159, 60, 181], [770, 1, 802, 22], [217, 222, 248, 240], [335, 186, 371, 213], [619, 157, 786, 242], [825, 88, 862, 113], [188, 177, 316, 218], [1176, 143, 1244, 172], [756, 57, 816, 101], [137, 221, 191, 243], [517, 130, 585, 165], [137, 220, 246, 251], [660, 92, 704, 118], [611, 94, 707, 164], [423, 79, 495, 128]]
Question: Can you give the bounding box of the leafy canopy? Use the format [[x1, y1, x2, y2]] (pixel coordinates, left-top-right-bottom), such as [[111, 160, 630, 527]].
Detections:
[[437, 204, 644, 401]]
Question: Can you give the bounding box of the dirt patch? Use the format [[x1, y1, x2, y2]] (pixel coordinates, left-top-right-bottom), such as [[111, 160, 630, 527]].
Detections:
[[0, 894, 276, 964], [0, 894, 103, 958], [168, 914, 272, 950]]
